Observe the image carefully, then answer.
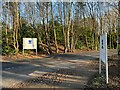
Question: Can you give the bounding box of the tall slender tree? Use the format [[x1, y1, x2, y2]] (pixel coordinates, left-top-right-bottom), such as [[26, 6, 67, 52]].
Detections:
[[51, 2, 58, 53]]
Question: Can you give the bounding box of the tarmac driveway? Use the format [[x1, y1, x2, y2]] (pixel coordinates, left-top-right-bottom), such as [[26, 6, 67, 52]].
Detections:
[[1, 50, 117, 89]]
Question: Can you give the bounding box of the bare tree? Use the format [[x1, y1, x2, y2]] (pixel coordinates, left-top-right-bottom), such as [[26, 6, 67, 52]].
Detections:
[[51, 2, 58, 53], [45, 3, 52, 54], [11, 2, 19, 54], [66, 2, 72, 52], [58, 2, 67, 53]]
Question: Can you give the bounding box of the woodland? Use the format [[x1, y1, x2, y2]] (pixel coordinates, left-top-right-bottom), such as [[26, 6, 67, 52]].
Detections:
[[1, 1, 120, 55]]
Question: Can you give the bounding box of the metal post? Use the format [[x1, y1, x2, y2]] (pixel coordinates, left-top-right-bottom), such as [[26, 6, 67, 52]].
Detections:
[[23, 49, 24, 55], [36, 38, 37, 55], [99, 59, 101, 74], [106, 59, 108, 84], [36, 49, 37, 55], [99, 34, 101, 74], [105, 33, 108, 84]]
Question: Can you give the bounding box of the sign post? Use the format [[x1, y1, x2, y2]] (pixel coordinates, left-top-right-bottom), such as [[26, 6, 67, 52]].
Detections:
[[23, 38, 37, 55], [99, 32, 108, 84]]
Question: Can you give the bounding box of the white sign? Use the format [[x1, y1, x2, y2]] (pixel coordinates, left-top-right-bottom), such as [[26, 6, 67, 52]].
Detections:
[[23, 38, 37, 55], [100, 33, 107, 63], [99, 32, 108, 84], [23, 38, 37, 49]]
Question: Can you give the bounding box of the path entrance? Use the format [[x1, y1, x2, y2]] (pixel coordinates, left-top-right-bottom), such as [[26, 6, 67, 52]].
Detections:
[[2, 50, 117, 89]]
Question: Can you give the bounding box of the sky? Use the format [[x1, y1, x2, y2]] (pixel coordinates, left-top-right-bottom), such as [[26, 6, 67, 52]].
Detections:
[[2, 0, 120, 2], [1, 1, 118, 30]]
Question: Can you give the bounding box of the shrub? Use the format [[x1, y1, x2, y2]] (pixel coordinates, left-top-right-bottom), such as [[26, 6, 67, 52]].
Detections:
[[75, 41, 83, 49], [2, 45, 15, 55]]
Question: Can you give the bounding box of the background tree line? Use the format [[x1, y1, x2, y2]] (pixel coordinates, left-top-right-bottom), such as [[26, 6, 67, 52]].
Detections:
[[1, 1, 120, 55]]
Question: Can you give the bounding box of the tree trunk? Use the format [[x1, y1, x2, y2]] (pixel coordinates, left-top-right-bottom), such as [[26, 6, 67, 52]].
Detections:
[[12, 2, 19, 54], [71, 20, 74, 52], [67, 19, 71, 52], [5, 26, 8, 45], [51, 3, 58, 53], [5, 21, 8, 46], [85, 35, 88, 48], [94, 33, 98, 50], [63, 3, 67, 53], [92, 33, 94, 50], [45, 3, 52, 54], [109, 34, 111, 49], [66, 3, 72, 52]]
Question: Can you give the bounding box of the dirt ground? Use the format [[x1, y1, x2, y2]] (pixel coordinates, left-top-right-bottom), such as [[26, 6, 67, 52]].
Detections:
[[2, 53, 46, 61], [2, 51, 99, 89], [86, 54, 120, 89], [2, 50, 119, 89]]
